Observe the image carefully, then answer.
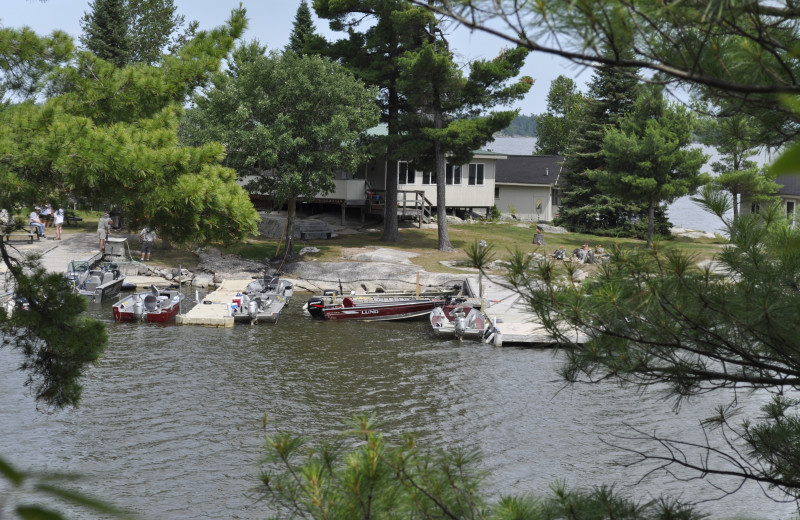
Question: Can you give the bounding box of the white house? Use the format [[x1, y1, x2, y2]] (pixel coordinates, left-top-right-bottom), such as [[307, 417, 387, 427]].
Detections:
[[494, 155, 564, 222]]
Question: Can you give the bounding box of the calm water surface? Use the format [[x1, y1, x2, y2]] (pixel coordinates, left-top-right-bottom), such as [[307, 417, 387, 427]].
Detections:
[[1, 298, 794, 519]]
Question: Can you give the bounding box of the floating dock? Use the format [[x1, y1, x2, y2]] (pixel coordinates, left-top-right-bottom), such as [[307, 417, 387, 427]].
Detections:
[[176, 279, 252, 328], [467, 276, 587, 346]]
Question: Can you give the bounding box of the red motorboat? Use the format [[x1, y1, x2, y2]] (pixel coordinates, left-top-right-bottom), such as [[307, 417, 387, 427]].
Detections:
[[306, 296, 439, 321], [112, 285, 184, 323]]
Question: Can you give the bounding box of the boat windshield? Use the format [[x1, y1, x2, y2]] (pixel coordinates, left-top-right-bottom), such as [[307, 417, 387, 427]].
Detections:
[[68, 261, 89, 273]]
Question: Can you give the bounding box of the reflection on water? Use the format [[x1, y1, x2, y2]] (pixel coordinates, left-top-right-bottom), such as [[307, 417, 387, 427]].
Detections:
[[0, 299, 791, 519]]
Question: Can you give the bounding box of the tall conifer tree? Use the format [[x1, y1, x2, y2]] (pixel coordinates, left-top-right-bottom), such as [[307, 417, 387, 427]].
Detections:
[[80, 0, 129, 67], [286, 0, 324, 55], [315, 0, 433, 243]]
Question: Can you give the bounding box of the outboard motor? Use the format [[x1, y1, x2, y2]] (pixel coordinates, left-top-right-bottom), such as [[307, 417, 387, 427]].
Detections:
[[306, 297, 326, 319], [133, 297, 144, 322], [453, 309, 467, 340], [247, 300, 259, 319]]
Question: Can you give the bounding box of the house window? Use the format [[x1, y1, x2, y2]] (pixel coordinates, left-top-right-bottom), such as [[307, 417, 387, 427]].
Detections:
[[551, 188, 562, 206], [422, 170, 437, 185], [445, 164, 462, 185], [788, 200, 796, 225], [398, 161, 415, 185], [751, 202, 760, 214], [494, 186, 500, 199], [468, 163, 485, 185]]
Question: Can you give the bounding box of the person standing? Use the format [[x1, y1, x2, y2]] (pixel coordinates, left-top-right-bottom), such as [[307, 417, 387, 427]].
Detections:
[[139, 226, 156, 262], [53, 207, 64, 240], [29, 207, 45, 237], [97, 211, 111, 252]]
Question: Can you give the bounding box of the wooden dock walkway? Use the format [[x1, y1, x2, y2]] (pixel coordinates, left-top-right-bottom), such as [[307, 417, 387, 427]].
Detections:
[[467, 276, 588, 346], [176, 279, 252, 328]]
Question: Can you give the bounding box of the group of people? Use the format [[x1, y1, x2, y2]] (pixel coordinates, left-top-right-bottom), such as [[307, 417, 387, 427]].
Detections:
[[552, 243, 605, 264], [29, 204, 65, 240], [96, 211, 157, 262]]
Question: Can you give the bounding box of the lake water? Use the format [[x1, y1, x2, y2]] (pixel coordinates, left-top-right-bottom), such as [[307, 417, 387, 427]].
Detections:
[[1, 300, 795, 519], [487, 136, 775, 235]]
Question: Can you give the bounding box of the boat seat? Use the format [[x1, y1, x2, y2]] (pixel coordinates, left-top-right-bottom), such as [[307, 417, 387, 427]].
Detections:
[[343, 297, 354, 307], [85, 276, 102, 292], [144, 294, 158, 311]]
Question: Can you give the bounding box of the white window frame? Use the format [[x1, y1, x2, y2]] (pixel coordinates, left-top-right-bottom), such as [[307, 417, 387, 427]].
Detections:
[[398, 161, 416, 185], [445, 164, 462, 185], [422, 170, 437, 185], [468, 163, 485, 186]]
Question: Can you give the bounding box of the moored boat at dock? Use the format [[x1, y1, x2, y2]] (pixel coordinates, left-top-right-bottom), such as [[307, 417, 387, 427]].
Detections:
[[112, 285, 184, 323], [67, 260, 126, 303], [229, 275, 293, 324], [430, 299, 487, 340], [306, 296, 440, 321]]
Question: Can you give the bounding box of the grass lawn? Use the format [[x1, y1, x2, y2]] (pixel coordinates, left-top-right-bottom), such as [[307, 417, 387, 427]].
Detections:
[[225, 220, 728, 275]]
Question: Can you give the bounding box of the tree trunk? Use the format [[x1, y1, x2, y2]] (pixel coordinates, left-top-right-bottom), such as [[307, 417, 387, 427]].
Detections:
[[434, 134, 453, 251], [648, 198, 655, 245], [285, 197, 297, 259], [382, 85, 400, 243], [732, 189, 739, 219], [382, 158, 399, 242]]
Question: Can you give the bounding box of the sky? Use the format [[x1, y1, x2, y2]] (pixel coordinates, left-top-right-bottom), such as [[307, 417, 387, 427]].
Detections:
[[2, 0, 589, 115]]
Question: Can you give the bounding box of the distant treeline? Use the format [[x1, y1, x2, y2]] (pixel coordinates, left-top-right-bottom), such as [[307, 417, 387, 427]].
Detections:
[[498, 114, 537, 137]]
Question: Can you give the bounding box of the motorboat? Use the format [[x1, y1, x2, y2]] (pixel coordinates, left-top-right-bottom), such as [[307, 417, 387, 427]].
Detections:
[[430, 303, 487, 340], [67, 260, 125, 303], [306, 296, 439, 321], [112, 285, 184, 323], [229, 275, 293, 324], [301, 281, 465, 316]]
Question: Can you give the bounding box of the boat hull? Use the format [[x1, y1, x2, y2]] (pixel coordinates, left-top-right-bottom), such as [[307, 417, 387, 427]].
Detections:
[[430, 305, 487, 340], [310, 298, 438, 321], [112, 289, 183, 323]]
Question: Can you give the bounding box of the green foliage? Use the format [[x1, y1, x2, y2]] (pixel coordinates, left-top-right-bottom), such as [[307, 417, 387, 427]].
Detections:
[[80, 0, 190, 67], [534, 75, 586, 155], [182, 43, 379, 256], [464, 239, 496, 269], [259, 414, 703, 520], [0, 27, 74, 102], [429, 0, 800, 149], [498, 113, 537, 137], [0, 456, 130, 519], [555, 51, 658, 236], [489, 204, 502, 221], [698, 113, 780, 217], [597, 86, 708, 243], [1, 9, 258, 247], [285, 0, 325, 55], [506, 189, 800, 503], [80, 0, 130, 67]]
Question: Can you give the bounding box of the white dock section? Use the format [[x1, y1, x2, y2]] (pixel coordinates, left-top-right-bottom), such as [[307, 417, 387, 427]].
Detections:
[[176, 279, 252, 328], [468, 276, 588, 345]]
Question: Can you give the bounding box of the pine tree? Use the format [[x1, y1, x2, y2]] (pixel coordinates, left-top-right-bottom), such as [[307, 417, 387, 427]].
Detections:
[[315, 0, 434, 243], [555, 55, 672, 238], [80, 0, 187, 67], [286, 0, 323, 55], [80, 0, 130, 67]]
